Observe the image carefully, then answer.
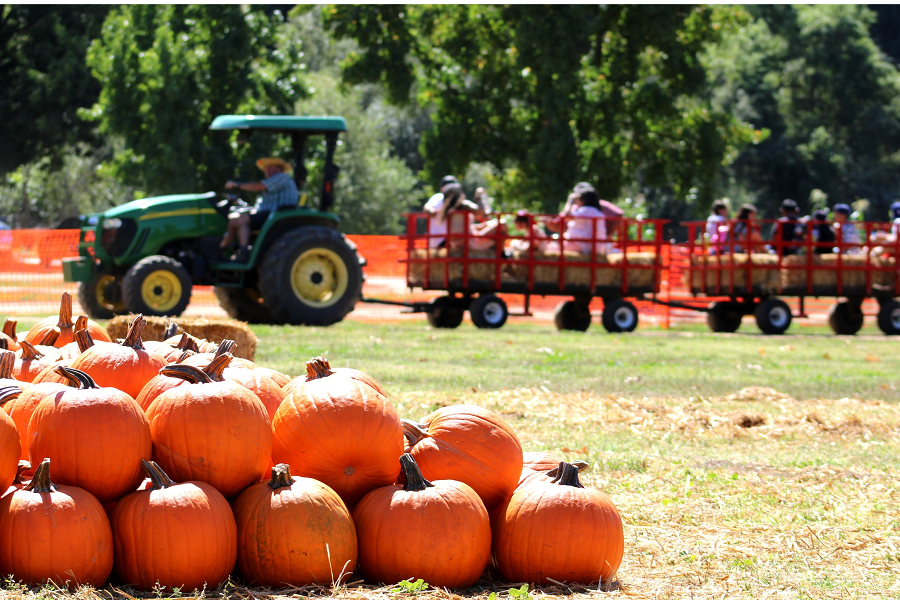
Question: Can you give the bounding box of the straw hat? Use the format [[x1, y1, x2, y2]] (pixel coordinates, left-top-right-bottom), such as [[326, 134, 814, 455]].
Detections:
[[255, 157, 293, 174]]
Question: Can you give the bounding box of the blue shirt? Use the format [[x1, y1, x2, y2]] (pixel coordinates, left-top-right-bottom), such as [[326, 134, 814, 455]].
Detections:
[[256, 172, 299, 212]]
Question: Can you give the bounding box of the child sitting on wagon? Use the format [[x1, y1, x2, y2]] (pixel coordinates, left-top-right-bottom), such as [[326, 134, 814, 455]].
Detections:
[[437, 184, 507, 253]]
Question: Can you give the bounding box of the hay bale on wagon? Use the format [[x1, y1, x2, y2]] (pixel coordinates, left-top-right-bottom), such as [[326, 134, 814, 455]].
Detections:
[[107, 315, 257, 360], [780, 254, 869, 295], [690, 254, 780, 295], [407, 248, 504, 287], [873, 256, 898, 292], [510, 250, 657, 291]]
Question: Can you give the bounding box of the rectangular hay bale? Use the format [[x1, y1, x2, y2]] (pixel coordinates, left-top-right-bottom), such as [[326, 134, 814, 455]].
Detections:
[[509, 250, 657, 290], [780, 254, 869, 295], [689, 254, 780, 295], [407, 248, 503, 287], [106, 315, 257, 360]]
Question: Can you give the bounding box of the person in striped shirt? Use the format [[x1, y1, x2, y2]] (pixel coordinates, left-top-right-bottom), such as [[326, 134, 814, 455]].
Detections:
[[221, 157, 299, 261]]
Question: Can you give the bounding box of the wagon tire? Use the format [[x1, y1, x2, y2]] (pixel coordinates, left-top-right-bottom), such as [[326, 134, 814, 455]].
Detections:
[[827, 301, 864, 335], [553, 300, 591, 332], [706, 302, 743, 333], [469, 294, 508, 329], [754, 298, 792, 335], [601, 299, 639, 333], [877, 300, 900, 335], [426, 296, 464, 329]]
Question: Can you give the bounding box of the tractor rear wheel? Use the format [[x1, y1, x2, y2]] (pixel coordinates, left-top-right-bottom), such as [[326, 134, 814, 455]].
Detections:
[[78, 273, 127, 319], [122, 256, 193, 317], [257, 227, 363, 326], [214, 287, 276, 324]]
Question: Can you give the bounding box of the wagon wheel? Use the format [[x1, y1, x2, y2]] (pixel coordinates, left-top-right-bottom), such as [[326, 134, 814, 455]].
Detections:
[[827, 301, 864, 335], [754, 298, 792, 335]]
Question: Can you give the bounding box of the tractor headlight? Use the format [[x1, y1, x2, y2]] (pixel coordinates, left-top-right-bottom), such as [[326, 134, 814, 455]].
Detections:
[[102, 218, 123, 230]]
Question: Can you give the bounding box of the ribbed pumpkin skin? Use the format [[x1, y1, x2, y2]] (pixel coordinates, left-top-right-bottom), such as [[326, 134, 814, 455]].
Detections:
[[256, 367, 290, 388], [145, 381, 272, 497], [135, 373, 186, 412], [494, 471, 624, 585], [284, 367, 388, 398], [111, 479, 237, 590], [70, 345, 167, 400], [3, 382, 68, 461], [0, 475, 113, 586], [233, 471, 357, 586], [223, 367, 285, 422], [272, 375, 403, 509], [0, 409, 20, 494], [353, 478, 490, 588], [28, 384, 152, 502], [405, 405, 523, 513]]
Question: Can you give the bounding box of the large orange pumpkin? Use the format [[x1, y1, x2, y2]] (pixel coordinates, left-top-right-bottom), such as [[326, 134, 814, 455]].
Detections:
[[145, 360, 272, 498], [0, 387, 22, 494], [110, 460, 237, 591], [233, 463, 357, 586], [221, 364, 285, 422], [403, 405, 523, 513], [14, 341, 60, 383], [256, 366, 291, 388], [353, 453, 491, 588], [494, 462, 624, 585], [70, 314, 167, 399], [2, 381, 67, 463], [28, 366, 151, 502], [0, 458, 113, 587], [23, 292, 111, 347], [272, 357, 404, 509], [283, 356, 388, 398]]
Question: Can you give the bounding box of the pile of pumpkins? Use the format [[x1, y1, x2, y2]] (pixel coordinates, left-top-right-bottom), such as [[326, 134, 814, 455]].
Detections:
[[0, 293, 624, 591]]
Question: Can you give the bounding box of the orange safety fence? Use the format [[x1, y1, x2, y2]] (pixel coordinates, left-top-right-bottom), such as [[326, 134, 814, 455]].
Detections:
[[0, 229, 887, 328]]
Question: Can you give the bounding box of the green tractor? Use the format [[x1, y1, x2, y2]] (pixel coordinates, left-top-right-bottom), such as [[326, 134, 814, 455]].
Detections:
[[62, 115, 364, 325]]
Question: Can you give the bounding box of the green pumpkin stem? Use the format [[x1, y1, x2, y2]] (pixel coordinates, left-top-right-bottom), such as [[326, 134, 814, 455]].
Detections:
[[400, 419, 429, 448], [399, 453, 434, 492], [141, 460, 177, 490], [268, 463, 295, 490], [18, 341, 44, 361], [74, 328, 95, 353], [550, 462, 585, 488], [0, 386, 21, 406], [56, 292, 74, 328], [214, 339, 237, 357], [0, 350, 14, 379], [3, 320, 17, 340], [38, 328, 60, 347], [25, 459, 56, 493], [54, 366, 100, 390], [163, 322, 179, 339], [160, 364, 213, 384], [305, 356, 335, 380]]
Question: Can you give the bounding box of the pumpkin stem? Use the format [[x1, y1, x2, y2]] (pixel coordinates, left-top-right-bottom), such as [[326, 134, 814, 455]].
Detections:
[[0, 350, 14, 379], [2, 320, 17, 340], [399, 453, 434, 492], [24, 458, 56, 493], [268, 463, 295, 490], [0, 339, 7, 351], [0, 385, 21, 406], [159, 364, 213, 385], [305, 356, 335, 380], [214, 339, 237, 357], [545, 460, 590, 479], [122, 314, 146, 350], [176, 349, 195, 363], [163, 322, 179, 339], [175, 333, 200, 353], [550, 462, 585, 488], [54, 366, 100, 390], [37, 328, 60, 347], [202, 353, 232, 381], [400, 419, 429, 447], [74, 328, 95, 353], [56, 292, 74, 328], [73, 315, 88, 333], [18, 341, 44, 361], [141, 459, 177, 490], [14, 461, 29, 484]]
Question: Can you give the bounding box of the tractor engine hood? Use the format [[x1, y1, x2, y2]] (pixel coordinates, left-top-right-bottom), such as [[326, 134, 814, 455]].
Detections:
[[99, 192, 218, 221]]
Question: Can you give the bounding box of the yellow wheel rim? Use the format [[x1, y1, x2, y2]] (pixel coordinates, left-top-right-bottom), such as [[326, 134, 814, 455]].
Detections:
[[290, 248, 348, 308], [96, 274, 126, 312], [140, 270, 183, 312]]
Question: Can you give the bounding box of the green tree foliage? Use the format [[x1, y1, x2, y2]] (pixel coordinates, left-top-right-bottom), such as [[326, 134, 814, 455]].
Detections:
[[84, 5, 300, 196], [708, 5, 900, 217], [280, 8, 422, 234], [0, 5, 110, 175], [324, 4, 758, 214]]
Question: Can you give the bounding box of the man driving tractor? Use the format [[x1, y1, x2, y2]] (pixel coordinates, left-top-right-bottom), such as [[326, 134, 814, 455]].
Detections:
[[221, 157, 299, 261]]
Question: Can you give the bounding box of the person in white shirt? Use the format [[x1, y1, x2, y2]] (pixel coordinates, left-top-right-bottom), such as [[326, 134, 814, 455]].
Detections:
[[545, 189, 608, 255], [424, 175, 461, 248], [436, 184, 505, 252], [706, 200, 730, 254]]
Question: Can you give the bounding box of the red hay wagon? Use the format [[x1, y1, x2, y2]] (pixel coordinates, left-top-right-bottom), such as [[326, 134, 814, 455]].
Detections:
[[382, 212, 668, 332], [683, 218, 900, 335]]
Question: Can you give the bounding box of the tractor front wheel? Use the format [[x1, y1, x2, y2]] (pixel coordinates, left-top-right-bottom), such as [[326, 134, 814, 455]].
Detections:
[[258, 227, 363, 326], [78, 273, 127, 319], [122, 256, 193, 317]]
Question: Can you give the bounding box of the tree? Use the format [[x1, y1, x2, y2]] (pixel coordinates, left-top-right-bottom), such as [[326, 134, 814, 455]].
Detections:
[[707, 5, 900, 217], [84, 5, 300, 196], [0, 5, 110, 175], [324, 5, 757, 214]]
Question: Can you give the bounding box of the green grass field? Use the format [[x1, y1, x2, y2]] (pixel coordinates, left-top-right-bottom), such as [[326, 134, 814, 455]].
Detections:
[[6, 320, 900, 599]]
